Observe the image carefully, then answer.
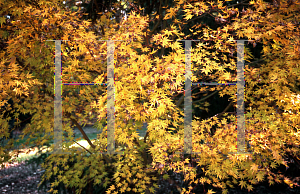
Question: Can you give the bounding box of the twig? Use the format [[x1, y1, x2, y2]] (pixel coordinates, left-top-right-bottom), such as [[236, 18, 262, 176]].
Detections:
[[192, 90, 220, 104], [213, 101, 234, 119], [64, 112, 111, 163], [71, 139, 92, 154], [64, 112, 95, 149]]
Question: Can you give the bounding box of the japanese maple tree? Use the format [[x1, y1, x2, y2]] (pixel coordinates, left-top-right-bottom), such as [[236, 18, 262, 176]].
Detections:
[[0, 0, 299, 194]]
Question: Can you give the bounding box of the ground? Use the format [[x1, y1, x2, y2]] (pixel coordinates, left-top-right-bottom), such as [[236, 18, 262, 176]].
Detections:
[[0, 161, 50, 194], [1, 158, 300, 194], [1, 127, 300, 194]]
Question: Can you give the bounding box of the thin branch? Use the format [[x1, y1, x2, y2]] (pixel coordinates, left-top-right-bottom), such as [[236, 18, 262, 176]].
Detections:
[[9, 116, 33, 132], [171, 85, 200, 100], [144, 130, 149, 143], [86, 43, 97, 61], [65, 111, 112, 163], [175, 95, 184, 107], [192, 84, 201, 92], [175, 87, 222, 109], [192, 90, 220, 105], [209, 101, 234, 136], [148, 0, 163, 37], [65, 112, 95, 149], [100, 24, 105, 36], [245, 59, 266, 66], [171, 90, 184, 99], [216, 101, 234, 119], [192, 90, 206, 98], [185, 13, 208, 24], [93, 0, 100, 12], [129, 2, 142, 14], [210, 101, 233, 119], [71, 139, 92, 154]]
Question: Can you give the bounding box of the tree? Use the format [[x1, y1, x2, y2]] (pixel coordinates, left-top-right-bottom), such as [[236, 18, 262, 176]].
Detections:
[[0, 0, 300, 194]]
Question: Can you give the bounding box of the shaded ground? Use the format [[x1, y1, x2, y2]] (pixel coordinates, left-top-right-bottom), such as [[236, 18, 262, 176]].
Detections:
[[1, 160, 300, 194], [0, 125, 145, 194], [1, 127, 300, 194], [0, 161, 50, 194]]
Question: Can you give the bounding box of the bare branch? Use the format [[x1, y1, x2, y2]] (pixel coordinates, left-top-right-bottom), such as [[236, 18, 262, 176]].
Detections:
[[192, 90, 219, 104], [65, 112, 95, 149], [64, 111, 111, 163], [71, 139, 92, 154]]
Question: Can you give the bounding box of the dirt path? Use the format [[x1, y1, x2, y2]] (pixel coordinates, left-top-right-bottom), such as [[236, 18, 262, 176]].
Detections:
[[0, 126, 101, 194], [0, 161, 50, 194]]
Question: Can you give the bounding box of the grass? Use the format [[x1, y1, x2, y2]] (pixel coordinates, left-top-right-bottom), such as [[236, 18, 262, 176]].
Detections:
[[1, 132, 100, 164], [2, 130, 145, 165]]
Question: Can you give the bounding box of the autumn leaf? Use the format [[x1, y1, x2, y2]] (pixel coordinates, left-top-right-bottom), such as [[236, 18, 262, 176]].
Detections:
[[201, 67, 211, 75], [256, 172, 264, 182], [0, 16, 7, 28], [184, 13, 193, 20], [221, 72, 231, 80], [207, 189, 216, 194], [247, 184, 253, 192], [250, 163, 259, 173], [239, 180, 246, 189]]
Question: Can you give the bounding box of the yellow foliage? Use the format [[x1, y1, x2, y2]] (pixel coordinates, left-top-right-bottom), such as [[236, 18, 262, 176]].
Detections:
[[0, 0, 299, 194]]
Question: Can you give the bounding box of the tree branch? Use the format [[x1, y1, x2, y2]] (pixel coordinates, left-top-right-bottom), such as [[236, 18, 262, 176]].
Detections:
[[64, 111, 111, 163], [71, 139, 92, 154], [245, 59, 266, 66], [213, 101, 234, 119], [184, 12, 208, 24], [172, 85, 199, 106], [192, 90, 220, 105], [143, 130, 149, 143], [209, 100, 234, 135], [65, 112, 95, 149], [148, 0, 163, 37]]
